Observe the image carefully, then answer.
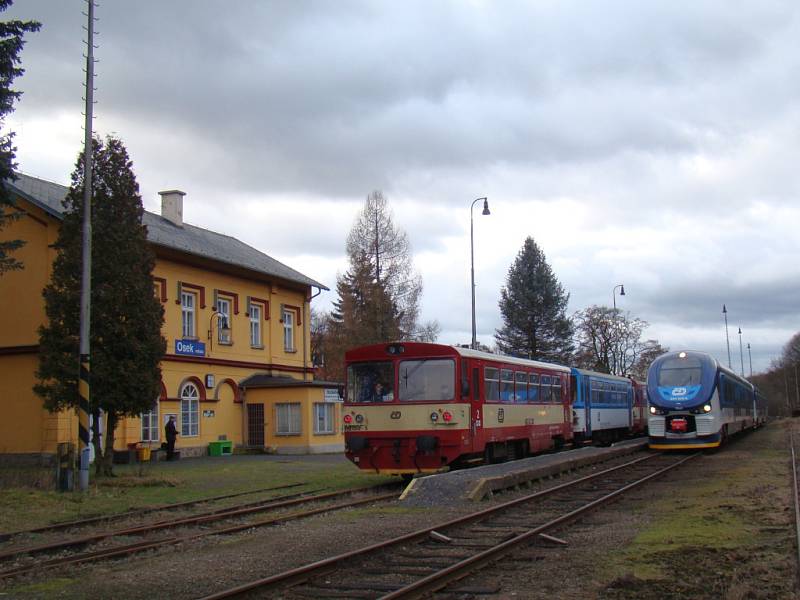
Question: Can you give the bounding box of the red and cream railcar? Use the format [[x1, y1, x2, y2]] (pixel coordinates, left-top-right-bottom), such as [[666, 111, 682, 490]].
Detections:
[[343, 342, 573, 476]]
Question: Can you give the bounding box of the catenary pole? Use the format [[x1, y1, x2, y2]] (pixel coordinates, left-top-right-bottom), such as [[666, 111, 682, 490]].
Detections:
[[738, 327, 744, 378], [722, 305, 731, 369], [77, 0, 96, 492]]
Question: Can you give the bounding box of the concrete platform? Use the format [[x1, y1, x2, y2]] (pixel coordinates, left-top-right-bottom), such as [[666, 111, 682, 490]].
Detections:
[[399, 438, 649, 506]]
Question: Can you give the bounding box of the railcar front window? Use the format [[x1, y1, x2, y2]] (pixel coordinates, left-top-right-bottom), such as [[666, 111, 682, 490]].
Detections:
[[658, 357, 703, 387], [398, 359, 455, 401], [347, 362, 394, 403]]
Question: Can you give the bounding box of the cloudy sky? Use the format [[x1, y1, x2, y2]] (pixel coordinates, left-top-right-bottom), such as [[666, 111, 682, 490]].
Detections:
[[5, 1, 799, 373]]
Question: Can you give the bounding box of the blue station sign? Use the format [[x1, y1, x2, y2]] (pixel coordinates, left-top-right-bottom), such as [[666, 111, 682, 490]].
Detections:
[[175, 339, 206, 357]]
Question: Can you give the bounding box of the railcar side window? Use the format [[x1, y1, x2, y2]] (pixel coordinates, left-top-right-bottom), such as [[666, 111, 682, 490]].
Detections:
[[529, 373, 539, 403], [515, 372, 528, 402], [500, 369, 514, 403], [484, 367, 500, 402], [347, 362, 394, 403], [552, 376, 561, 403], [540, 375, 552, 403], [398, 359, 455, 401]]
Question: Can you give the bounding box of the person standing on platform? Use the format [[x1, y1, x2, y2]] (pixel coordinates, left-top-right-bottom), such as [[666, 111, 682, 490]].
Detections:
[[165, 416, 178, 460]]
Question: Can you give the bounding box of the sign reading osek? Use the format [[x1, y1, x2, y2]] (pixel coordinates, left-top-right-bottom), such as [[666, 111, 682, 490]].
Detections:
[[175, 339, 206, 357]]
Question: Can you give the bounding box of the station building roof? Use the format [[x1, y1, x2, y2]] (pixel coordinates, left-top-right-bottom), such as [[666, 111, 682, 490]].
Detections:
[[6, 173, 328, 292]]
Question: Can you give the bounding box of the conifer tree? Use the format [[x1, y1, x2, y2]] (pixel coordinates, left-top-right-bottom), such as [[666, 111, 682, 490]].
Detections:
[[494, 237, 573, 363], [0, 1, 39, 274], [35, 136, 165, 475], [323, 190, 437, 380]]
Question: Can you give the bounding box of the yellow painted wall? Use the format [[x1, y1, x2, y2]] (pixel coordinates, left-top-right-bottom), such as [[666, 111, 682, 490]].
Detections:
[[1, 192, 327, 458], [245, 386, 344, 453]]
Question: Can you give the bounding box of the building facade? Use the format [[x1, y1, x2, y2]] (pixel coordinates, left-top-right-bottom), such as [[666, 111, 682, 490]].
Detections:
[[0, 174, 343, 463]]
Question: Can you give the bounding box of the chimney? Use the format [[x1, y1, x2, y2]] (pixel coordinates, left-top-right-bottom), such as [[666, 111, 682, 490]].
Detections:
[[159, 189, 185, 227]]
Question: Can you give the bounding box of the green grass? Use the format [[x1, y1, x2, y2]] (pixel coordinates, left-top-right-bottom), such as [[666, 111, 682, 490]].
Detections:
[[0, 455, 394, 533], [599, 427, 792, 585]]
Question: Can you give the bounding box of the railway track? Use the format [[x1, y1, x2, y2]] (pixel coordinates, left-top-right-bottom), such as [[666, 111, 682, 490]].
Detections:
[[0, 482, 307, 543], [198, 451, 699, 599], [0, 484, 400, 581]]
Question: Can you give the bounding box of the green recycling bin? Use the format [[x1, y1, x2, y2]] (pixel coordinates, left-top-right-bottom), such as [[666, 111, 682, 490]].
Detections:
[[208, 440, 233, 456]]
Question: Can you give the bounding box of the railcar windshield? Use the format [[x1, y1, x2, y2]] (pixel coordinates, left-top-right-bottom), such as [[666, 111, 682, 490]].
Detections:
[[347, 362, 394, 403], [657, 357, 703, 387], [398, 359, 455, 401]]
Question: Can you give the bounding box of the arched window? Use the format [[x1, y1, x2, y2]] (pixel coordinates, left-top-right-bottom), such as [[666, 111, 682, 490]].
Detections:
[[181, 382, 200, 437], [141, 398, 159, 442]]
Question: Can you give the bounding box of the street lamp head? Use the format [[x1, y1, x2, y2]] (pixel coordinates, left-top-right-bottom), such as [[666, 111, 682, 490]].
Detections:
[[738, 327, 742, 335], [481, 198, 490, 216], [722, 304, 727, 314], [619, 284, 625, 296]]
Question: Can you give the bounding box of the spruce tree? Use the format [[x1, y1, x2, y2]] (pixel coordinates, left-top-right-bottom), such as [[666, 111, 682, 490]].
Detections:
[[494, 237, 573, 363], [35, 136, 165, 475], [0, 1, 39, 274]]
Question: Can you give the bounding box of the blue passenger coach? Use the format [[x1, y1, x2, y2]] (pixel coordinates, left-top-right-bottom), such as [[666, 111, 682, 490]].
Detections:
[[571, 368, 635, 445], [647, 350, 766, 450]]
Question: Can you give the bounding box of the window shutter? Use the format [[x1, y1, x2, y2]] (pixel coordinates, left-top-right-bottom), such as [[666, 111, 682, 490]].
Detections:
[[246, 296, 252, 317], [176, 281, 183, 304], [280, 303, 285, 322], [213, 289, 219, 311]]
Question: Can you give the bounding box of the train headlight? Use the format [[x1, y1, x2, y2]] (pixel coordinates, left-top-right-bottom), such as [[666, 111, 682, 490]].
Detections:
[[649, 406, 657, 415], [703, 404, 712, 413], [430, 412, 439, 422], [355, 414, 364, 424], [343, 414, 353, 424]]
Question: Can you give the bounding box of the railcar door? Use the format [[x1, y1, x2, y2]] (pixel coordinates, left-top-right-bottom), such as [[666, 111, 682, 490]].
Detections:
[[470, 364, 484, 452], [583, 376, 592, 437]]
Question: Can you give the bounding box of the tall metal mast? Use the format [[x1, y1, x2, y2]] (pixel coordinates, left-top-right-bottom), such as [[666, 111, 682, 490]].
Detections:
[[77, 0, 96, 492]]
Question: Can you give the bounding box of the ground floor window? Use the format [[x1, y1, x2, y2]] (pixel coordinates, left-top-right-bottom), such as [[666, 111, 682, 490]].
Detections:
[[141, 400, 159, 442], [314, 403, 335, 434], [181, 383, 200, 437], [276, 402, 301, 435]]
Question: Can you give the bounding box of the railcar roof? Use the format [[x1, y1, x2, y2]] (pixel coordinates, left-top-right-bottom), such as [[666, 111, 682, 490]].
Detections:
[[570, 367, 632, 382], [450, 346, 571, 373]]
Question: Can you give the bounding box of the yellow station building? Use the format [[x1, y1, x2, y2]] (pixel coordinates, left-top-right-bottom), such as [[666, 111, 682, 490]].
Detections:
[[0, 173, 344, 466]]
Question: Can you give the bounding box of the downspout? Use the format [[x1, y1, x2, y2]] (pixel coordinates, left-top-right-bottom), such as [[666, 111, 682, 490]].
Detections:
[[305, 285, 323, 382]]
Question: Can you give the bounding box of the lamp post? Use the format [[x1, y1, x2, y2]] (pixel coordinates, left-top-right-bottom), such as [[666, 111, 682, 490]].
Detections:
[[746, 343, 752, 378], [612, 284, 625, 311], [208, 310, 231, 352], [722, 305, 731, 369], [737, 327, 744, 377], [470, 197, 490, 350]]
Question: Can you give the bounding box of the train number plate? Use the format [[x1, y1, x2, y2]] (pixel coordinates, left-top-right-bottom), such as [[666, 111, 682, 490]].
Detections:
[[344, 424, 365, 432]]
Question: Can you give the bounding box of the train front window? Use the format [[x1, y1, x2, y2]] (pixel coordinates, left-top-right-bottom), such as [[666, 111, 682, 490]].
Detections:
[[398, 359, 455, 401], [658, 357, 703, 387], [347, 362, 394, 403]]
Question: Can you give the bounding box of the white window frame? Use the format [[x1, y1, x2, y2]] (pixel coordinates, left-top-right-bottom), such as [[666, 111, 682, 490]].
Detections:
[[250, 303, 262, 347], [141, 400, 160, 442], [180, 383, 200, 437], [217, 297, 232, 344], [276, 402, 301, 436], [283, 309, 294, 352], [181, 291, 196, 338], [313, 403, 335, 435]]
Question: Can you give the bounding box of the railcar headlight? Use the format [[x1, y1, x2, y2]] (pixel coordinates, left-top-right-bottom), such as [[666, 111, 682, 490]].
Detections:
[[649, 406, 657, 415], [703, 404, 712, 413], [355, 414, 364, 424], [430, 412, 439, 422]]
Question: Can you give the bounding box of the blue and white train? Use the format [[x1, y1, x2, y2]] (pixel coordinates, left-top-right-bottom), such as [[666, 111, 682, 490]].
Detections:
[[571, 368, 647, 445], [646, 350, 767, 450]]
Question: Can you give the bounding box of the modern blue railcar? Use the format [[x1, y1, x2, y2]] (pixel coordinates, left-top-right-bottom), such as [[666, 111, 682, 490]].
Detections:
[[571, 368, 635, 445], [647, 350, 762, 450]]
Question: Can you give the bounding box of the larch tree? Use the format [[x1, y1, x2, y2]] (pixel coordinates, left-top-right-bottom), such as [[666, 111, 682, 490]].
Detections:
[[35, 136, 165, 476], [324, 190, 437, 380], [494, 237, 573, 363], [0, 1, 39, 274]]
